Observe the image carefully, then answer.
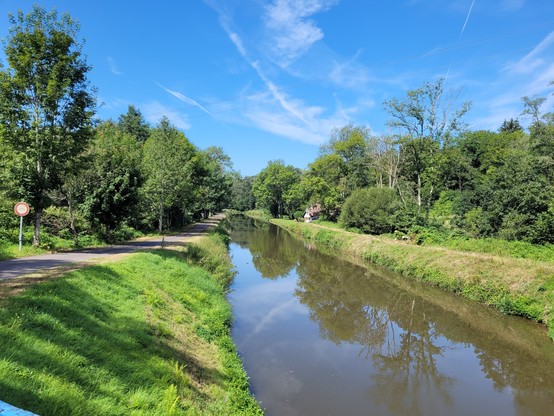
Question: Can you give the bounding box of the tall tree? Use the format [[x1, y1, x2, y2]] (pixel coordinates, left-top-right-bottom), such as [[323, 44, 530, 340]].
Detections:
[[118, 104, 150, 143], [499, 118, 522, 133], [190, 146, 233, 218], [82, 122, 142, 240], [0, 6, 95, 245], [252, 160, 301, 217], [230, 173, 255, 211], [322, 124, 372, 193], [384, 78, 471, 147], [383, 78, 471, 211], [141, 117, 196, 233]]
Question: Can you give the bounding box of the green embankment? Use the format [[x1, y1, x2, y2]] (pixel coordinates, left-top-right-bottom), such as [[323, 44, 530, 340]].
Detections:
[[271, 219, 554, 341], [0, 232, 263, 415]]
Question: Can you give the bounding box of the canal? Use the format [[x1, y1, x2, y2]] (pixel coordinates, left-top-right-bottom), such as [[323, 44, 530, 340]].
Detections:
[[226, 216, 554, 416]]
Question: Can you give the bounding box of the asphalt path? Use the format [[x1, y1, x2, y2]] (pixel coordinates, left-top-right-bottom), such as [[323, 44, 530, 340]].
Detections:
[[0, 216, 222, 281]]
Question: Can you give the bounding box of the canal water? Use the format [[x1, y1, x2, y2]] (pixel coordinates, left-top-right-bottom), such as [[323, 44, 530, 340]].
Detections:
[[226, 216, 554, 416]]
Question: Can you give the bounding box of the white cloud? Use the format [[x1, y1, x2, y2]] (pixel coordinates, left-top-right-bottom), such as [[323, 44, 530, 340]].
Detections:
[[505, 31, 554, 74], [500, 0, 526, 11], [107, 57, 123, 76], [243, 91, 351, 145], [206, 0, 354, 144], [264, 0, 338, 66], [142, 101, 191, 130]]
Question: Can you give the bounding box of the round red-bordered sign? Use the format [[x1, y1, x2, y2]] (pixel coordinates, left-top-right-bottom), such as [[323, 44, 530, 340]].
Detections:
[[14, 202, 30, 217]]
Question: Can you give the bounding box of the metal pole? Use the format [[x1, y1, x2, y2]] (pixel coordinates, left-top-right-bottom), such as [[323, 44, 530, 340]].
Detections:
[[19, 215, 23, 251]]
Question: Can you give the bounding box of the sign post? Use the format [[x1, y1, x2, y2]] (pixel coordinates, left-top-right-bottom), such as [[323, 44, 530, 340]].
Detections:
[[14, 202, 30, 251]]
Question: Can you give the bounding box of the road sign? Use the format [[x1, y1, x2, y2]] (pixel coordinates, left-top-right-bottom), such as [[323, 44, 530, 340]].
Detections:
[[14, 202, 30, 217], [14, 202, 30, 251]]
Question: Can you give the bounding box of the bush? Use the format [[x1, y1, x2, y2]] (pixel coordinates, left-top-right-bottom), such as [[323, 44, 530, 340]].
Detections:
[[42, 206, 91, 238], [111, 224, 143, 243], [339, 187, 398, 234], [293, 211, 305, 221]]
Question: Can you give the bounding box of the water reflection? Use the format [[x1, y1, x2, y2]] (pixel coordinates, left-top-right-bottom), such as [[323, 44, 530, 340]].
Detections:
[[227, 215, 554, 416]]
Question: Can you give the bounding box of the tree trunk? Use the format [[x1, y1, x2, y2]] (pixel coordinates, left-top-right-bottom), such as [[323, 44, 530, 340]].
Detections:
[[33, 207, 42, 246], [68, 197, 77, 241], [416, 173, 422, 209], [158, 204, 163, 234]]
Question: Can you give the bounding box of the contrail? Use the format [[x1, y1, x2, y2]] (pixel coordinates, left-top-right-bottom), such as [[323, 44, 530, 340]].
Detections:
[[157, 82, 214, 117], [445, 0, 476, 87], [460, 0, 476, 40], [156, 82, 234, 132]]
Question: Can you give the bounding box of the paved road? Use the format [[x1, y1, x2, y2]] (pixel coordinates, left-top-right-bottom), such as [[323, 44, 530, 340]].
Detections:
[[0, 216, 223, 281]]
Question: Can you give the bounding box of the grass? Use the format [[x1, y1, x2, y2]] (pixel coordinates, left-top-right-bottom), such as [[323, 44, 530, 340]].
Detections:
[[271, 218, 554, 341], [382, 226, 554, 262], [0, 229, 107, 261], [0, 232, 263, 415], [428, 236, 554, 262]]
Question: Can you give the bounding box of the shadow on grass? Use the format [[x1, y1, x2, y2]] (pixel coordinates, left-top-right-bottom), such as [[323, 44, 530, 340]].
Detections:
[[0, 255, 225, 416]]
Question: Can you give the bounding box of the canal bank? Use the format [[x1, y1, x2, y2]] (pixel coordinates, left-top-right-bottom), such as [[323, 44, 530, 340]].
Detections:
[[268, 218, 554, 341], [0, 227, 262, 415]]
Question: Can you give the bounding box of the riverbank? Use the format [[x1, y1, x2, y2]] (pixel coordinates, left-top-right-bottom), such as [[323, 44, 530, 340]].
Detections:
[[269, 218, 554, 341], [0, 230, 263, 415]]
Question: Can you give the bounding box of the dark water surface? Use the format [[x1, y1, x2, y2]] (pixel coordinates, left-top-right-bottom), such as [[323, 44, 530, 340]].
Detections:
[[227, 217, 554, 416]]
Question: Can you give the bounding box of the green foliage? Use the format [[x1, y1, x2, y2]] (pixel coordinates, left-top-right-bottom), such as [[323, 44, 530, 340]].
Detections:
[[118, 104, 151, 143], [0, 5, 96, 245], [229, 174, 255, 211], [142, 117, 197, 232], [190, 146, 233, 218], [252, 160, 302, 217], [81, 122, 142, 240], [293, 210, 305, 221], [339, 187, 399, 234]]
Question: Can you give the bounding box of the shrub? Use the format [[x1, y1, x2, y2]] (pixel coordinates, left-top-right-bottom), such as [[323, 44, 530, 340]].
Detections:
[[293, 210, 305, 221], [339, 187, 398, 234], [42, 206, 91, 238]]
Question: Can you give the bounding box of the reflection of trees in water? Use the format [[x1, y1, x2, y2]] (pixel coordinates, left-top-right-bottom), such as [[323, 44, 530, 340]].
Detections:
[[370, 319, 454, 414], [231, 220, 304, 279], [294, 255, 454, 414], [293, 247, 554, 414], [229, 215, 554, 414]]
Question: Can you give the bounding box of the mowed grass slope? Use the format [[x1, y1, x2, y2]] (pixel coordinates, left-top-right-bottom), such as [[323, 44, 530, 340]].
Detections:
[[0, 234, 263, 415], [272, 219, 554, 341]]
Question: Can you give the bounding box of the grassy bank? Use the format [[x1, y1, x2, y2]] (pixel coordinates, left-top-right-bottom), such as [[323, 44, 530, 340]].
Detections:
[[270, 218, 554, 341], [0, 232, 263, 415], [244, 209, 273, 222]]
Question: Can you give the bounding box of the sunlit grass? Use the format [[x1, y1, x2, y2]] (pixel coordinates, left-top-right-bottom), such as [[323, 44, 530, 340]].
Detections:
[[0, 236, 262, 415]]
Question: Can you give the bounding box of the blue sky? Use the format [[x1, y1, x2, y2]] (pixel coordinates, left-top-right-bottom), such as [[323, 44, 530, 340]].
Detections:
[[1, 1, 553, 176]]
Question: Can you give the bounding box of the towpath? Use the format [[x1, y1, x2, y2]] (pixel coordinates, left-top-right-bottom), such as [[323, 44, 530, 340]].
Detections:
[[0, 214, 223, 281]]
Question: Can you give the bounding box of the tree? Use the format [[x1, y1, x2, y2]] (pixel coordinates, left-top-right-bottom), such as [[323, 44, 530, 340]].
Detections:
[[252, 160, 301, 217], [118, 104, 150, 143], [0, 6, 96, 245], [141, 117, 196, 233], [230, 174, 255, 211], [191, 146, 233, 218], [321, 124, 372, 193], [82, 122, 142, 240], [384, 78, 471, 147], [383, 78, 471, 212], [499, 118, 522, 133]]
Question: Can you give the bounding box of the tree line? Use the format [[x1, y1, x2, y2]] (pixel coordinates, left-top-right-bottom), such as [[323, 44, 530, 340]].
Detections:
[[235, 78, 554, 244], [0, 6, 233, 246]]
